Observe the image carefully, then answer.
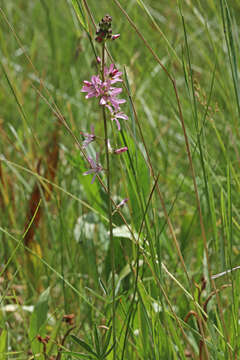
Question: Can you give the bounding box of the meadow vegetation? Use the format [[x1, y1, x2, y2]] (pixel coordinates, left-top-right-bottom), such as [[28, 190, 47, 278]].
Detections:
[[0, 0, 240, 359]]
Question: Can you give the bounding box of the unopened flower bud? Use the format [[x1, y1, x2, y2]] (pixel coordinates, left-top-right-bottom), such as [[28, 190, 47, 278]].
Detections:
[[95, 15, 115, 43], [100, 15, 112, 31], [112, 34, 120, 40], [114, 147, 128, 154]]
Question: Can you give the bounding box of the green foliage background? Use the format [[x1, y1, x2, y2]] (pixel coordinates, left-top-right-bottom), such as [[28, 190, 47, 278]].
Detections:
[[1, 0, 240, 358]]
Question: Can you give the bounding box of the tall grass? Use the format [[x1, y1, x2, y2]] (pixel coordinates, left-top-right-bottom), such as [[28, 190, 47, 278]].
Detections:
[[0, 0, 240, 359]]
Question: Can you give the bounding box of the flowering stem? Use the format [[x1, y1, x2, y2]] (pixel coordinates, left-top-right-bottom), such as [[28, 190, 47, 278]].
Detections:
[[101, 42, 116, 357]]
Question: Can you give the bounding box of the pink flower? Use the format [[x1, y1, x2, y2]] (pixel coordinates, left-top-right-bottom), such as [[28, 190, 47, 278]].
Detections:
[[110, 110, 128, 130], [83, 153, 103, 184], [114, 147, 128, 154], [112, 197, 128, 214], [104, 64, 123, 84], [81, 75, 102, 99], [81, 64, 128, 126], [100, 93, 126, 112], [81, 125, 95, 149], [111, 34, 120, 41], [116, 198, 128, 208], [107, 140, 128, 154], [99, 84, 125, 107], [107, 139, 128, 154]]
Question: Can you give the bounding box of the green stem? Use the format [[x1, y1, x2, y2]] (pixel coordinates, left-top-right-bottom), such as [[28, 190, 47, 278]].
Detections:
[[101, 43, 116, 358]]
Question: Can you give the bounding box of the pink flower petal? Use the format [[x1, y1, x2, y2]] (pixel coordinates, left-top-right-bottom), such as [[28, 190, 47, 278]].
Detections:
[[110, 88, 122, 96], [83, 169, 95, 175], [112, 118, 121, 130], [109, 63, 114, 73], [91, 174, 97, 184], [116, 112, 128, 120], [110, 78, 123, 84]]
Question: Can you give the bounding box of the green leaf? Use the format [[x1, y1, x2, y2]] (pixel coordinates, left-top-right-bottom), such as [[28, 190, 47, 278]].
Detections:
[[61, 351, 91, 359], [112, 225, 136, 239], [93, 325, 101, 356], [98, 278, 108, 296], [102, 342, 115, 358], [101, 326, 112, 357], [71, 335, 98, 357], [120, 131, 150, 230], [46, 311, 64, 355], [71, 0, 88, 32], [0, 329, 7, 360], [29, 287, 50, 354]]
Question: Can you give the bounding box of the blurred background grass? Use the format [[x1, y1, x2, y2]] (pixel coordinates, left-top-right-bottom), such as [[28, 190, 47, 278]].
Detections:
[[1, 0, 240, 357]]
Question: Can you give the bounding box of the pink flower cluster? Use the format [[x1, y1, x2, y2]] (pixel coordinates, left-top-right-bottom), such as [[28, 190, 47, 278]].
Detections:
[[81, 64, 128, 131], [81, 63, 128, 186]]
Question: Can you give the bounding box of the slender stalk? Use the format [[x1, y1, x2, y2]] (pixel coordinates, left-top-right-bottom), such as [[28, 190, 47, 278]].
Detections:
[[121, 174, 160, 360], [101, 43, 116, 359]]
